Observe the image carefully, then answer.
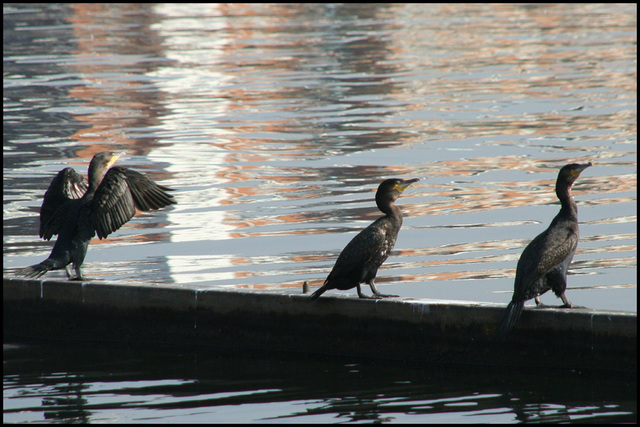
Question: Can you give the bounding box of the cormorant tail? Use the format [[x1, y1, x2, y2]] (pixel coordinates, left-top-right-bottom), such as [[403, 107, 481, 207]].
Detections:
[[495, 300, 524, 335], [309, 282, 330, 301], [16, 259, 59, 279]]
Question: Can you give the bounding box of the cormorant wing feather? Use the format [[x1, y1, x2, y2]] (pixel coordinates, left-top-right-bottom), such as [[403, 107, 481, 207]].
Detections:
[[328, 219, 388, 280], [91, 167, 136, 239], [39, 167, 88, 240], [90, 167, 175, 239], [514, 223, 579, 297], [114, 167, 176, 211]]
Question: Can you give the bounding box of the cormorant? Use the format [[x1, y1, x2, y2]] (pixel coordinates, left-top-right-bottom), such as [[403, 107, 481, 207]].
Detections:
[[310, 178, 419, 300], [17, 151, 176, 280], [496, 162, 592, 334]]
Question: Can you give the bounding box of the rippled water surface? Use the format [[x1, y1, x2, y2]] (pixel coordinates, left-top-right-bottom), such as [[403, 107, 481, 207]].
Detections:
[[3, 3, 637, 423], [3, 341, 637, 424]]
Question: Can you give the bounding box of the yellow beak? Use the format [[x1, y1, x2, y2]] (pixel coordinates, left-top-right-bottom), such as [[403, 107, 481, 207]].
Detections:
[[570, 162, 592, 177], [107, 151, 125, 168], [395, 178, 419, 193]]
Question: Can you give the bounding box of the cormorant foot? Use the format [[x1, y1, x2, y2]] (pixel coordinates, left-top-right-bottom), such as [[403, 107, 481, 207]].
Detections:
[[358, 294, 381, 299], [537, 303, 578, 309], [373, 293, 399, 298]]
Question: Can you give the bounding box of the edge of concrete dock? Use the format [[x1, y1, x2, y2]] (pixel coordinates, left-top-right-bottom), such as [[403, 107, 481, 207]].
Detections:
[[3, 277, 636, 373]]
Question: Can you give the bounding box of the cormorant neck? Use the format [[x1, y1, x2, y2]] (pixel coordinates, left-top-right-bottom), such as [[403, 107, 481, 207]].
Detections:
[[556, 181, 578, 219], [377, 198, 402, 219], [84, 166, 106, 198]]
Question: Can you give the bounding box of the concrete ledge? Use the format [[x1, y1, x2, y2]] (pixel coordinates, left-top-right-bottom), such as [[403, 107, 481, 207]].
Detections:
[[3, 277, 636, 372]]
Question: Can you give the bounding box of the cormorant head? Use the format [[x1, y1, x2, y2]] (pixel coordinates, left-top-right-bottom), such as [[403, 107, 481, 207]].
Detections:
[[557, 162, 592, 187], [88, 151, 125, 184], [376, 178, 419, 210]]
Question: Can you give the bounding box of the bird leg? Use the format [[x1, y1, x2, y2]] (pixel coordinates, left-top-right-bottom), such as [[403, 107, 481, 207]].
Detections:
[[558, 293, 573, 308], [367, 280, 399, 299], [357, 284, 379, 299], [535, 294, 575, 309], [534, 296, 547, 308], [70, 264, 85, 281]]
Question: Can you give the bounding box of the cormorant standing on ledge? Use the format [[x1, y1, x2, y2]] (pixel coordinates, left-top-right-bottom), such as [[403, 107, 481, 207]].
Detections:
[[310, 178, 419, 300], [496, 162, 592, 334], [17, 151, 176, 280]]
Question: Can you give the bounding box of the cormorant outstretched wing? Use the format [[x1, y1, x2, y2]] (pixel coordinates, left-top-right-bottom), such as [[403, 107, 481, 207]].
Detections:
[[91, 166, 176, 239], [39, 167, 88, 240]]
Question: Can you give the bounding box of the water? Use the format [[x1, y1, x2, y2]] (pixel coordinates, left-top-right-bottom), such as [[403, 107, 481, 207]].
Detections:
[[3, 3, 637, 423], [3, 341, 637, 424]]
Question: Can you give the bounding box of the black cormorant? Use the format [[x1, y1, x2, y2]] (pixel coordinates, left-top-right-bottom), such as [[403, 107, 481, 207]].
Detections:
[[17, 151, 176, 280], [310, 178, 419, 300], [496, 162, 592, 334]]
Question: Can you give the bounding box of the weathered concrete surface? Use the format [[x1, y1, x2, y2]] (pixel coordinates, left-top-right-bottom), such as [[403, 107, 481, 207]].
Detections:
[[3, 277, 636, 372]]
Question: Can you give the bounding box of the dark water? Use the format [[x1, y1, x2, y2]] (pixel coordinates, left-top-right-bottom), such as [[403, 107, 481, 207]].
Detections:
[[3, 3, 637, 423], [3, 341, 637, 424]]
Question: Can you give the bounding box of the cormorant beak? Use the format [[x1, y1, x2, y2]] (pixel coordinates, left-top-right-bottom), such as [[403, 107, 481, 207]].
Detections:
[[395, 178, 419, 193], [107, 151, 126, 168], [571, 162, 592, 177]]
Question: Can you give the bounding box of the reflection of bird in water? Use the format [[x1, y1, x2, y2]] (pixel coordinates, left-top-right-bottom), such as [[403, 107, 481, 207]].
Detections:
[[496, 162, 592, 334], [310, 178, 419, 300], [17, 151, 176, 280]]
